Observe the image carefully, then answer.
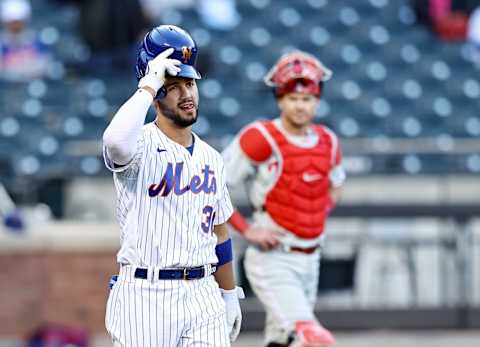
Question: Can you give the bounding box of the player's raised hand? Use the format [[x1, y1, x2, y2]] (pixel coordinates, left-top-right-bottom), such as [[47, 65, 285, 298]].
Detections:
[[138, 48, 181, 92], [244, 226, 281, 250], [220, 286, 245, 342]]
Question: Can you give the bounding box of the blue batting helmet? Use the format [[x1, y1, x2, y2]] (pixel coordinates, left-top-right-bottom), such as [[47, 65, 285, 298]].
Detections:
[[135, 25, 201, 82]]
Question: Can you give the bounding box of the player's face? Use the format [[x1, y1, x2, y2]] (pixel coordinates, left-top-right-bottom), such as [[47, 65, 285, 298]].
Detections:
[[156, 77, 199, 128], [278, 92, 319, 128]]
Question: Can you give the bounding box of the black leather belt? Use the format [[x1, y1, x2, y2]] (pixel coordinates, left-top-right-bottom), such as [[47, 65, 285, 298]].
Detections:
[[134, 265, 216, 280]]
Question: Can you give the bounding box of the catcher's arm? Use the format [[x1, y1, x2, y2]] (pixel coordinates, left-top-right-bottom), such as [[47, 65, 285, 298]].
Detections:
[[223, 124, 281, 249]]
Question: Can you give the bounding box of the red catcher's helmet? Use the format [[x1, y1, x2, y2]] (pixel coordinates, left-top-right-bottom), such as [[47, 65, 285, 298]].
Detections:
[[264, 51, 332, 97]]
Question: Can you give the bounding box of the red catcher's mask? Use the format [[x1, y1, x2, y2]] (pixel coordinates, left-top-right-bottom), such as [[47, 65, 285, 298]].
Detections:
[[264, 51, 332, 97]]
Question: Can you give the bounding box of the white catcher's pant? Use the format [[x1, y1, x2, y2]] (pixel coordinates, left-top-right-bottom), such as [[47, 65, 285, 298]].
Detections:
[[105, 265, 230, 347], [244, 246, 321, 345]]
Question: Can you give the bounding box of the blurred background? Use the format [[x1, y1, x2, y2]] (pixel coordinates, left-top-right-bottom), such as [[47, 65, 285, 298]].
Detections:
[[0, 0, 479, 346]]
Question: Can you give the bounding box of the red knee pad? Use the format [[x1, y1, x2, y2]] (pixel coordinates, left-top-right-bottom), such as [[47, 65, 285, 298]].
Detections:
[[293, 320, 336, 347]]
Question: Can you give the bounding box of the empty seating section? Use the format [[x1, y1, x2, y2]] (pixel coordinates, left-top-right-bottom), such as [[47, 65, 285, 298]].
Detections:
[[0, 0, 478, 180]]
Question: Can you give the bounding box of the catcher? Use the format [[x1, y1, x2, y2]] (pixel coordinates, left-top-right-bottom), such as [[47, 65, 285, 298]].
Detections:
[[223, 51, 345, 347]]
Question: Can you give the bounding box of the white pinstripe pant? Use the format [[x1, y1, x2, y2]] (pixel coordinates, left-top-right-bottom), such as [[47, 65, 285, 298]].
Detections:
[[105, 265, 231, 347]]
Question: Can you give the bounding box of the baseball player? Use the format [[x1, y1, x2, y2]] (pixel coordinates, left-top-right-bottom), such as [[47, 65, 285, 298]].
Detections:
[[223, 51, 345, 347], [102, 25, 243, 347]]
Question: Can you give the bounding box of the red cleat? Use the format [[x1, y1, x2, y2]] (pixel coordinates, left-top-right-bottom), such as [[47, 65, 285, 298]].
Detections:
[[293, 320, 336, 347]]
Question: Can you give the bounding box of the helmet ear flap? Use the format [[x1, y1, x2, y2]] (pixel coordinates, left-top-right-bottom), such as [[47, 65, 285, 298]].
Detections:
[[272, 87, 278, 98], [155, 86, 167, 99], [136, 48, 148, 80]]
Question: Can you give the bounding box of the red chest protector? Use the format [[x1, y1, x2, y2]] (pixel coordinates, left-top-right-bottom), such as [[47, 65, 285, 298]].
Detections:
[[262, 121, 334, 239]]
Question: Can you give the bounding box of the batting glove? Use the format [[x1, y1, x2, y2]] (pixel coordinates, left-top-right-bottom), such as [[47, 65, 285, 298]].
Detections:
[[220, 286, 245, 342], [138, 48, 181, 93]]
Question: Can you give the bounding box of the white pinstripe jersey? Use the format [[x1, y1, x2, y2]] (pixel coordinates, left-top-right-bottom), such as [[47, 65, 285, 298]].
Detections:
[[103, 122, 233, 268]]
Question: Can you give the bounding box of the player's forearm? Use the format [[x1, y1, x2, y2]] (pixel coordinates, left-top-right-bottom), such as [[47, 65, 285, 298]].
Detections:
[[102, 89, 153, 165], [214, 261, 235, 290], [228, 209, 249, 234], [213, 223, 236, 290], [329, 186, 342, 205]]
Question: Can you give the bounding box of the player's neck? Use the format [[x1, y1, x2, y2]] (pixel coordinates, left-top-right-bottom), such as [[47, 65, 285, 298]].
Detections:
[[280, 117, 310, 136], [155, 117, 193, 147]]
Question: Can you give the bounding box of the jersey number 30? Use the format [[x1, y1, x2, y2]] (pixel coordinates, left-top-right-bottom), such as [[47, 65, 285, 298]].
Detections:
[[201, 206, 216, 234]]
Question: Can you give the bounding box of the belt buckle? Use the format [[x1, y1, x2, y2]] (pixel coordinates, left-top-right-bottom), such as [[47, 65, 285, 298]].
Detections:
[[183, 268, 189, 280]]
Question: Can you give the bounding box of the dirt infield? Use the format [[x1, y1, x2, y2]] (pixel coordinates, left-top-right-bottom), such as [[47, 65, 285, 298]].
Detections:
[[233, 331, 480, 347], [2, 330, 479, 346], [84, 330, 480, 347]]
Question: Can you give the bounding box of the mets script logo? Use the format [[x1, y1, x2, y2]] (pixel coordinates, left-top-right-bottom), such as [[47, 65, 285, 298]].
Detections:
[[181, 46, 193, 63], [148, 162, 216, 197]]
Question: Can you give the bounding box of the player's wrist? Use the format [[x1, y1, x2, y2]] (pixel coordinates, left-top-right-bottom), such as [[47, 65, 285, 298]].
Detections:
[[138, 74, 164, 94], [244, 227, 263, 244], [138, 85, 157, 99], [243, 227, 255, 242], [220, 286, 245, 298], [228, 210, 250, 234], [220, 287, 237, 294]]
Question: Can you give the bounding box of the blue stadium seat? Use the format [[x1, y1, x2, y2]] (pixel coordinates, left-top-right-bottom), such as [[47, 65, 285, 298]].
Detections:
[[0, 0, 478, 177]]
